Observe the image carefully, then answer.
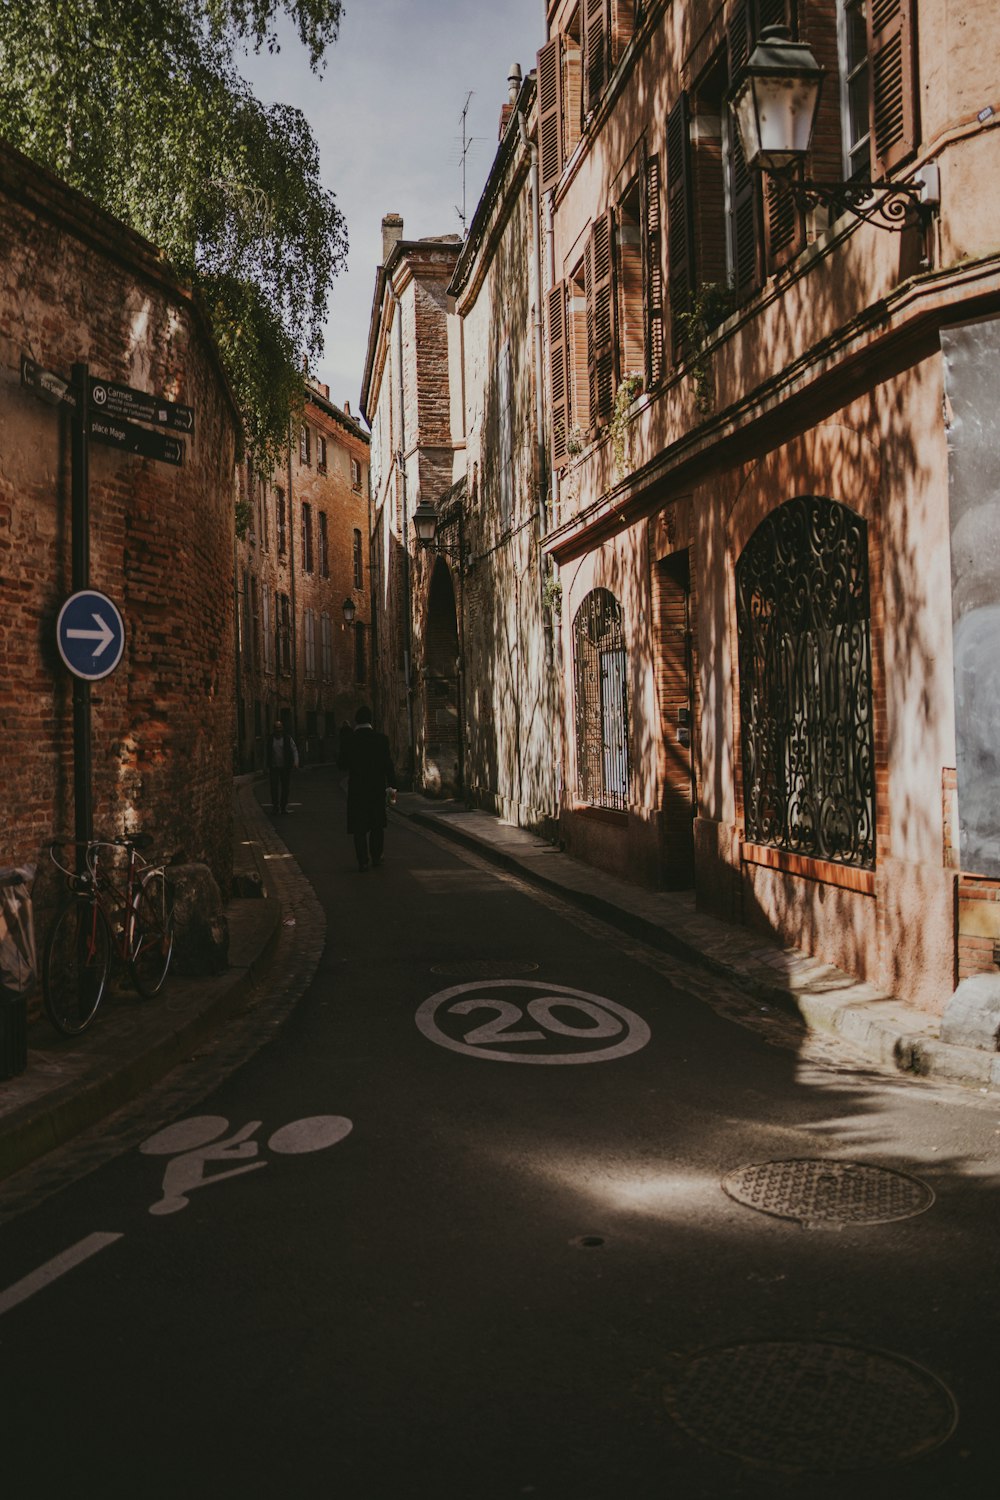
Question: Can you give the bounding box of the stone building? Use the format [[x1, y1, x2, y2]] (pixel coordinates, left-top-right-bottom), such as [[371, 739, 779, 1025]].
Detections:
[[446, 67, 561, 831], [360, 90, 563, 831], [360, 218, 464, 788], [535, 0, 1000, 1022], [0, 139, 240, 902], [234, 380, 372, 772]]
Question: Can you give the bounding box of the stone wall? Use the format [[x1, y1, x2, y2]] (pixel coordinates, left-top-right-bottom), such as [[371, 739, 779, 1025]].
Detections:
[[0, 142, 240, 915]]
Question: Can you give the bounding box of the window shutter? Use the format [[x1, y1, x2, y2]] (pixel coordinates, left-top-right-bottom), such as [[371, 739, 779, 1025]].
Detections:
[[537, 37, 563, 193], [728, 8, 762, 298], [611, 0, 636, 66], [764, 173, 805, 268], [548, 281, 572, 469], [666, 93, 695, 353], [799, 0, 842, 186], [585, 0, 608, 114], [586, 211, 615, 424], [868, 0, 918, 176], [643, 153, 665, 388]]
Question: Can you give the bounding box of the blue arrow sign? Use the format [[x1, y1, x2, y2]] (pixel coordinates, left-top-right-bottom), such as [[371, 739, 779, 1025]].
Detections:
[[56, 590, 126, 680]]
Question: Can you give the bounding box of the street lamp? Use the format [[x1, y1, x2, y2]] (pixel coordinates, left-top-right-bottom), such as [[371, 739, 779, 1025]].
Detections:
[[411, 499, 471, 573], [729, 25, 939, 232], [342, 597, 357, 625]]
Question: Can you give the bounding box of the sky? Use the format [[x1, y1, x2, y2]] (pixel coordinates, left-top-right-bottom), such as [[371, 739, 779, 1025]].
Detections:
[[240, 0, 548, 418]]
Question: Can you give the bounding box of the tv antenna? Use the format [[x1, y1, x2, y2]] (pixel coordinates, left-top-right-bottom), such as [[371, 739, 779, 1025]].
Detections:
[[456, 92, 476, 236]]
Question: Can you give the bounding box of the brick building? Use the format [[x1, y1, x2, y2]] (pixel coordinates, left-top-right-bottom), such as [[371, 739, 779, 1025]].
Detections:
[[234, 381, 372, 772], [534, 0, 1000, 1023], [0, 139, 240, 905]]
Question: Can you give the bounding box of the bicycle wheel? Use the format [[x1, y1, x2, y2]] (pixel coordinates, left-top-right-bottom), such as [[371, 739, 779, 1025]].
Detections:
[[43, 897, 111, 1035], [130, 871, 174, 998]]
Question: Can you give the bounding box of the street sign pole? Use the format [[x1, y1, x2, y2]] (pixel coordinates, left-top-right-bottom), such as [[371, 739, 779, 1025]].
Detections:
[[70, 363, 93, 855]]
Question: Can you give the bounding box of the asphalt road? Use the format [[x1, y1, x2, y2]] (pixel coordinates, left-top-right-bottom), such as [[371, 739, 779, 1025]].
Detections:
[[1, 767, 999, 1499]]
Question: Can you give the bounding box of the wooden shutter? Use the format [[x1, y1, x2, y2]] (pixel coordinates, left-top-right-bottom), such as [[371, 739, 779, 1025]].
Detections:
[[612, 0, 636, 66], [537, 38, 563, 193], [764, 173, 805, 268], [585, 0, 608, 115], [586, 212, 615, 425], [868, 0, 918, 176], [666, 93, 695, 354], [643, 153, 665, 388], [548, 281, 572, 469], [728, 7, 762, 298], [800, 0, 843, 186]]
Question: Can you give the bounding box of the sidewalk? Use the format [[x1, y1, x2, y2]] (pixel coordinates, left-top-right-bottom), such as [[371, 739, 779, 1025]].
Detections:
[[0, 779, 282, 1184], [393, 793, 1000, 1095]]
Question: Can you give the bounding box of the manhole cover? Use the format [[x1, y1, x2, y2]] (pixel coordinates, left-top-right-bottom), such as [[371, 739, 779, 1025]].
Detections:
[[722, 1159, 934, 1226], [664, 1340, 957, 1472], [429, 960, 539, 977]]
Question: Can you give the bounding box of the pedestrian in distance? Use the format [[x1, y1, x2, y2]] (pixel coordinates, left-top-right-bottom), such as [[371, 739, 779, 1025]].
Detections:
[[267, 717, 299, 814], [343, 705, 395, 871]]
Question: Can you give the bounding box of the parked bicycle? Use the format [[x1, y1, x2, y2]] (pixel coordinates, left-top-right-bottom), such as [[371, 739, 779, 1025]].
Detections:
[[43, 834, 175, 1035]]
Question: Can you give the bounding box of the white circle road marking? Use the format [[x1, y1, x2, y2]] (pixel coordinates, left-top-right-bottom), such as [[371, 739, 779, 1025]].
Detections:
[[267, 1116, 353, 1154], [416, 980, 651, 1064]]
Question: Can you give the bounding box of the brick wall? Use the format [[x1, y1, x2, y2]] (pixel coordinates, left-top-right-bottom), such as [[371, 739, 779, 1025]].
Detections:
[[0, 142, 239, 922]]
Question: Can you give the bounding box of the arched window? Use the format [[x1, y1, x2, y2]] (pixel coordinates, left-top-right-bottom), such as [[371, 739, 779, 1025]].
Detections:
[[735, 496, 876, 869], [573, 589, 631, 810]]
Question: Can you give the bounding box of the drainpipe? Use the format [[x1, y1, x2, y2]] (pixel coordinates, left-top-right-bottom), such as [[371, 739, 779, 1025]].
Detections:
[[390, 284, 417, 788]]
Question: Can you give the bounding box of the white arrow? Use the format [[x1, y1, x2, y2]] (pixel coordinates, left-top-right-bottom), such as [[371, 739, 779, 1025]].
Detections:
[[66, 612, 115, 658]]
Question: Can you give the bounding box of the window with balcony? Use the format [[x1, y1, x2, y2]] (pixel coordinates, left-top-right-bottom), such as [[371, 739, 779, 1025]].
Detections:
[[536, 3, 638, 192]]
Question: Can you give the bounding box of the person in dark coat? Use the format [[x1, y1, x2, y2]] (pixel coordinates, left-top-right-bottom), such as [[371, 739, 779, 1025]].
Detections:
[[344, 705, 395, 870]]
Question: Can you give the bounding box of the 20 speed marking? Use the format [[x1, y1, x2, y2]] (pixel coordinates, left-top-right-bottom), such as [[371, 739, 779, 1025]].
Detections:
[[416, 979, 651, 1064]]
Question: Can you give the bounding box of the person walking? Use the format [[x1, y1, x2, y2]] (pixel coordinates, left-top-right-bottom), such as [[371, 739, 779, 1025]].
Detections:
[[343, 705, 395, 870], [267, 717, 299, 814]]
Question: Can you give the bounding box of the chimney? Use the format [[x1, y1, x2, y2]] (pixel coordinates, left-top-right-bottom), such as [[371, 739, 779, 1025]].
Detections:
[[499, 62, 522, 139], [381, 213, 404, 264], [343, 399, 351, 416]]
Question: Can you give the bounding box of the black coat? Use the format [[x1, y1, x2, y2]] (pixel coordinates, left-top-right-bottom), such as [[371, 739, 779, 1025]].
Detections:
[[345, 726, 395, 834]]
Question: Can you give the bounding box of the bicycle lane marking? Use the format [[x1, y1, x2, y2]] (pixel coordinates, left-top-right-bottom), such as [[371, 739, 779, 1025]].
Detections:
[[0, 1114, 354, 1315], [0, 1232, 123, 1318]]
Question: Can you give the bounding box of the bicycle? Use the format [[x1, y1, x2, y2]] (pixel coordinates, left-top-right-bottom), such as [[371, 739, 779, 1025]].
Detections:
[[43, 834, 175, 1035]]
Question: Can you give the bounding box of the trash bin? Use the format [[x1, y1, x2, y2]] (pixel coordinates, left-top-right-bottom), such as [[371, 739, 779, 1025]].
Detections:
[[0, 865, 36, 1079]]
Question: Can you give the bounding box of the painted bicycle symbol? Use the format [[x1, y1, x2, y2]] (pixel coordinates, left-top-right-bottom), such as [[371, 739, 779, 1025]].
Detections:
[[416, 980, 651, 1064], [139, 1113, 353, 1215]]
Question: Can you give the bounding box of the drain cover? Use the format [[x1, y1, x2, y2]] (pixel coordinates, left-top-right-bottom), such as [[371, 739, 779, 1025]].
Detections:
[[664, 1340, 957, 1472], [429, 960, 539, 977], [722, 1159, 934, 1226]]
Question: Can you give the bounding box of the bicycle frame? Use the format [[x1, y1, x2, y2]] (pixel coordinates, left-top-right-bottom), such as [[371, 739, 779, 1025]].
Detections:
[[50, 835, 166, 965]]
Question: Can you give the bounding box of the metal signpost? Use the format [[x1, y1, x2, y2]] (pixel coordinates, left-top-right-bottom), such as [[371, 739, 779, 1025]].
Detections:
[[21, 355, 194, 849]]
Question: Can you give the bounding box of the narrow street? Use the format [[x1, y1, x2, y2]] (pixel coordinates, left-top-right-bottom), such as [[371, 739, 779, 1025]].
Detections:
[[1, 767, 998, 1499]]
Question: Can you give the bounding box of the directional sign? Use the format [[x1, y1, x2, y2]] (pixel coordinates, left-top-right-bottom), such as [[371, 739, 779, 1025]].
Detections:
[[89, 378, 194, 435], [89, 412, 185, 467], [20, 354, 76, 408], [56, 590, 126, 680]]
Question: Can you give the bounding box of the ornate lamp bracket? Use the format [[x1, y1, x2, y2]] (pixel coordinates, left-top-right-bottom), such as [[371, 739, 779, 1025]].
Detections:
[[779, 167, 939, 233]]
